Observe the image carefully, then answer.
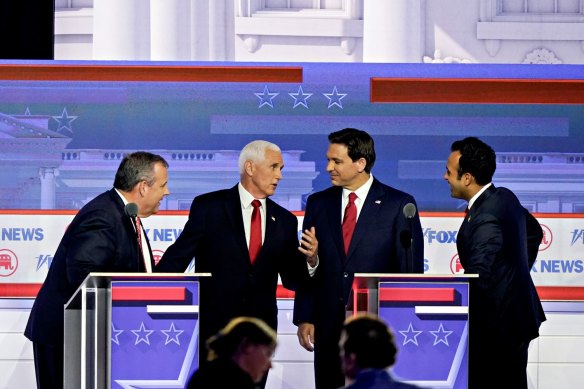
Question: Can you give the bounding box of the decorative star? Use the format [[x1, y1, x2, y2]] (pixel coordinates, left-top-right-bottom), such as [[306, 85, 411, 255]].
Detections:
[[429, 323, 453, 346], [131, 322, 154, 346], [398, 322, 423, 346], [52, 107, 77, 134], [288, 85, 313, 109], [161, 322, 184, 346], [254, 85, 279, 109], [323, 86, 347, 109], [112, 322, 124, 345], [24, 107, 32, 115]]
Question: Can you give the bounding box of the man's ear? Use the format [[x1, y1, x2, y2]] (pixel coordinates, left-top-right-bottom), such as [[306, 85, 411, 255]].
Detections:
[[244, 160, 254, 176], [356, 157, 367, 173]]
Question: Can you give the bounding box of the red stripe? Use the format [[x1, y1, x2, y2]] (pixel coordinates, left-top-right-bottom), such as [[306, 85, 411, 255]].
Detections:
[[379, 287, 455, 302], [0, 64, 302, 83], [0, 283, 41, 297], [4, 284, 584, 302], [370, 78, 584, 104], [277, 285, 295, 299], [111, 286, 186, 301]]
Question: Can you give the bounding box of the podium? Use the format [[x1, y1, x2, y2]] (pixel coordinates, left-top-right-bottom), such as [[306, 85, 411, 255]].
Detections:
[[64, 272, 210, 389], [352, 273, 478, 389]]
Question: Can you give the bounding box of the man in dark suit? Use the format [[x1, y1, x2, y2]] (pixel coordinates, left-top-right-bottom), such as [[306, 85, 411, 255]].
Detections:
[[444, 137, 546, 389], [155, 140, 314, 385], [25, 151, 170, 389], [293, 128, 424, 389]]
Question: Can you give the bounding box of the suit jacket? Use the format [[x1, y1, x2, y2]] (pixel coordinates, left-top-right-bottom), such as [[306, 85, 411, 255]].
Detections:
[[294, 178, 424, 328], [344, 370, 422, 389], [155, 185, 304, 344], [25, 189, 151, 347], [456, 185, 546, 347]]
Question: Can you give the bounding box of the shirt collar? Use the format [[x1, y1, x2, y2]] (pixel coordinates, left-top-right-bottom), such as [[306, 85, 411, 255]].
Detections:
[[343, 174, 374, 201], [238, 183, 267, 209], [468, 182, 492, 210]]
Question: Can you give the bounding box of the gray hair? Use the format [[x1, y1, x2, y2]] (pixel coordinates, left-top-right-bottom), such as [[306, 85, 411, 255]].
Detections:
[[238, 140, 281, 175]]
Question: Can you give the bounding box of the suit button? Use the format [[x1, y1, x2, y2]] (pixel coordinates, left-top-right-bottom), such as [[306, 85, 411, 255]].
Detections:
[[343, 272, 348, 278]]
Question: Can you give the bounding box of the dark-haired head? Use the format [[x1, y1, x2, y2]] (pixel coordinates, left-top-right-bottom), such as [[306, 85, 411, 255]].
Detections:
[[328, 128, 376, 174], [113, 151, 169, 191], [340, 313, 397, 378], [450, 137, 496, 185]]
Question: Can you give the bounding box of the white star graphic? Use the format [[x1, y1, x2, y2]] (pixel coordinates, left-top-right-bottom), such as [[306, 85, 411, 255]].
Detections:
[[161, 322, 184, 346], [52, 107, 77, 134], [254, 85, 279, 108], [429, 323, 454, 346], [24, 107, 32, 115], [323, 86, 347, 109], [288, 85, 313, 109], [131, 322, 154, 346], [398, 322, 423, 346], [112, 322, 124, 345]]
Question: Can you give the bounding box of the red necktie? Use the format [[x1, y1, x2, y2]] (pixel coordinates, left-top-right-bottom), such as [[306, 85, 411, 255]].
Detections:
[[249, 200, 262, 264], [464, 206, 469, 216], [342, 192, 358, 254]]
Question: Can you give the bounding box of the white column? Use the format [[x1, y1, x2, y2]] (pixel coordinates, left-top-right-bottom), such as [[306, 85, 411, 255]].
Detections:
[[363, 0, 424, 63], [93, 0, 151, 60], [150, 0, 191, 60], [39, 168, 56, 210], [209, 0, 226, 61]]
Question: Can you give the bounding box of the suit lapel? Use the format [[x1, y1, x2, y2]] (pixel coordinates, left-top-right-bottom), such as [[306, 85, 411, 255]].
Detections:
[[224, 186, 250, 261]]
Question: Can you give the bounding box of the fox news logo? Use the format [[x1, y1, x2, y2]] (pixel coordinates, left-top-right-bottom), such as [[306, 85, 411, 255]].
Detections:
[[424, 228, 457, 244]]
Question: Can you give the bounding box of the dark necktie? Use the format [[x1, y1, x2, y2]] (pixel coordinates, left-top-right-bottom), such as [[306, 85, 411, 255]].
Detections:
[[342, 192, 358, 254], [249, 200, 262, 264]]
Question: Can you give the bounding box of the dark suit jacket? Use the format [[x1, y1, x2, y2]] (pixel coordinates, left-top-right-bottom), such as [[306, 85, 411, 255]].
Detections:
[[25, 189, 150, 347], [155, 185, 304, 345], [456, 185, 546, 348], [292, 178, 424, 389], [294, 178, 424, 327]]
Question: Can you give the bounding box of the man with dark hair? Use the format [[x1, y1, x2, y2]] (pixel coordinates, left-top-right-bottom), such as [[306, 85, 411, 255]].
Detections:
[[25, 151, 170, 389], [294, 128, 424, 389], [340, 314, 420, 389], [444, 137, 545, 388]]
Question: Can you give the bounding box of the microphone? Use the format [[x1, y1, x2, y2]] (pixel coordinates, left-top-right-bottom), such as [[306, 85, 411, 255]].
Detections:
[[125, 203, 138, 218], [402, 203, 416, 273], [403, 202, 416, 219]]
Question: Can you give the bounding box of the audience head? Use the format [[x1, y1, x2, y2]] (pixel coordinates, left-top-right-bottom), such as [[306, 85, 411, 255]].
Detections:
[[206, 316, 277, 383], [339, 313, 398, 380]]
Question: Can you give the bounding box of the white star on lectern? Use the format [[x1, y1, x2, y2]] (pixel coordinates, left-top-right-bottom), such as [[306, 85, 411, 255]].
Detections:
[[323, 86, 347, 109], [52, 107, 77, 133], [429, 323, 454, 346], [398, 322, 423, 346], [111, 322, 124, 345], [254, 85, 279, 108], [131, 322, 154, 346], [161, 322, 184, 346], [289, 85, 313, 109]]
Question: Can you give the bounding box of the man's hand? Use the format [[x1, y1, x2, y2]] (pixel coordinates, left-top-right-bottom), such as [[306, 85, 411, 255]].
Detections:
[[298, 227, 318, 267], [297, 322, 315, 352]]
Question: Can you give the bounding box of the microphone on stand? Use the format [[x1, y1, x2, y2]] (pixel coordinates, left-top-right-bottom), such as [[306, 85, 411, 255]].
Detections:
[[125, 203, 138, 220], [401, 203, 417, 273]]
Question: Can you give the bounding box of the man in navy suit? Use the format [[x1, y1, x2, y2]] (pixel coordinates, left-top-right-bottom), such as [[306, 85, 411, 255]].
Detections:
[[444, 137, 545, 388], [25, 151, 170, 389], [293, 128, 424, 389], [156, 140, 315, 385]]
